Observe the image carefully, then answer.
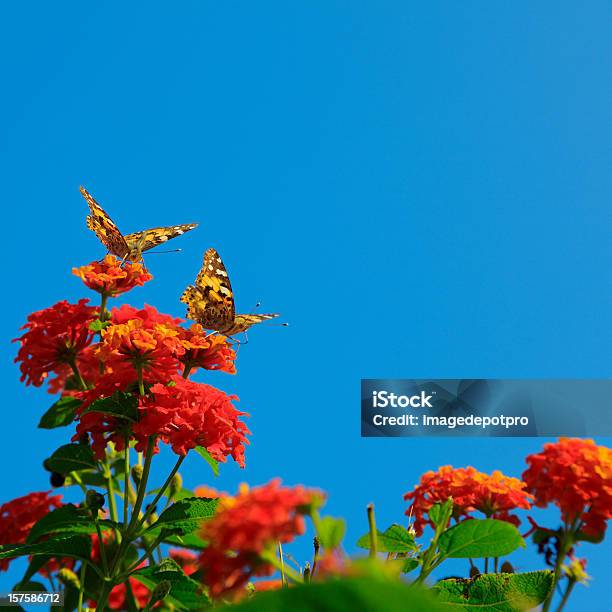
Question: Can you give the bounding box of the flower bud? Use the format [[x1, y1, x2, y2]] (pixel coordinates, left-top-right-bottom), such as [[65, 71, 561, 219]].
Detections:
[[303, 562, 311, 583], [131, 465, 144, 489], [57, 568, 80, 590], [500, 561, 514, 574], [148, 580, 172, 606], [50, 472, 66, 488], [85, 489, 105, 512], [168, 472, 183, 501], [469, 565, 480, 578], [563, 558, 590, 585]]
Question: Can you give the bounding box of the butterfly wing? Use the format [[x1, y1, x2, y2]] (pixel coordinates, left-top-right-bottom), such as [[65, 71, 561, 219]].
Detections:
[[223, 313, 280, 336], [80, 186, 130, 258], [124, 223, 198, 253], [180, 248, 235, 331]]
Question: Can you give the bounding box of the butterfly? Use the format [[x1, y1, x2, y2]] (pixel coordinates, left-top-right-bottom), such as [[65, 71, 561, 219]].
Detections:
[[180, 248, 280, 336], [80, 186, 198, 262]]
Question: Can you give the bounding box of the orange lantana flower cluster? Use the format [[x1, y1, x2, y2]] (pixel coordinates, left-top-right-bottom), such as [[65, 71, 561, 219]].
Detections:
[[522, 437, 612, 536], [404, 465, 533, 536], [73, 255, 152, 296]]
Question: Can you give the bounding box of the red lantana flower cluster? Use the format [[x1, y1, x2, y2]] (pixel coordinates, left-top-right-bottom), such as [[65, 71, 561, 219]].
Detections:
[[404, 466, 533, 536], [0, 491, 62, 571], [15, 256, 244, 465], [198, 480, 323, 599], [522, 437, 612, 536], [14, 299, 98, 388]]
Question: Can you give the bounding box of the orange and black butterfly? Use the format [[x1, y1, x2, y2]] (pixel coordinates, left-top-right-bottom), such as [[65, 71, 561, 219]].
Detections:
[[180, 248, 279, 336], [80, 186, 198, 262]]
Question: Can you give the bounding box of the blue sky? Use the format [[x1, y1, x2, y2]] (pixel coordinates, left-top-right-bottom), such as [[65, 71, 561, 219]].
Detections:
[[1, 2, 611, 610]]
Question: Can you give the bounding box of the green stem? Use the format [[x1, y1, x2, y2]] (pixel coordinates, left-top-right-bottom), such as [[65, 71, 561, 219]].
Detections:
[[126, 436, 156, 537], [542, 520, 580, 612], [137, 454, 185, 530], [120, 535, 164, 579], [123, 435, 130, 529], [182, 363, 193, 379], [556, 578, 577, 612], [69, 471, 88, 496], [103, 461, 120, 540], [260, 550, 303, 584], [94, 520, 109, 576], [278, 542, 287, 587], [77, 561, 86, 612], [98, 437, 156, 612], [137, 365, 145, 396], [100, 293, 109, 321], [69, 361, 88, 391], [367, 504, 378, 558]]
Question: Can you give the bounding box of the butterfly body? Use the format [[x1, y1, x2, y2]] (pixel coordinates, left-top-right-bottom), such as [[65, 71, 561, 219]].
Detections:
[[181, 248, 279, 336], [81, 186, 197, 262]]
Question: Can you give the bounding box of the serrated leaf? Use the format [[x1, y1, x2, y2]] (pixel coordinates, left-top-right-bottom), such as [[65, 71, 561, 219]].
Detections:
[[133, 558, 210, 610], [357, 524, 417, 553], [38, 396, 81, 429], [221, 577, 447, 611], [144, 497, 219, 537], [27, 504, 118, 543], [0, 535, 92, 564], [194, 446, 219, 477], [316, 516, 346, 550], [438, 519, 524, 559], [82, 391, 139, 422], [45, 444, 97, 474], [435, 571, 554, 611]]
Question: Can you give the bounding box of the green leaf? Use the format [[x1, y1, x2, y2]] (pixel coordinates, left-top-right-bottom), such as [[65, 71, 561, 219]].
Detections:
[[222, 577, 447, 611], [66, 471, 109, 488], [316, 516, 346, 550], [438, 519, 525, 559], [133, 558, 210, 610], [27, 505, 118, 543], [144, 497, 219, 537], [357, 524, 417, 553], [38, 396, 81, 429], [401, 558, 420, 574], [430, 499, 453, 530], [0, 535, 92, 564], [435, 570, 554, 611], [82, 391, 139, 422], [45, 444, 97, 474], [148, 487, 196, 502], [194, 446, 219, 477], [161, 532, 209, 550], [89, 319, 110, 332], [16, 556, 52, 589]]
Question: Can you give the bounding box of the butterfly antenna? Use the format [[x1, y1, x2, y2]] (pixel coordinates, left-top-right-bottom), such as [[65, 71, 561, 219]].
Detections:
[[248, 302, 262, 315], [145, 248, 183, 255]]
